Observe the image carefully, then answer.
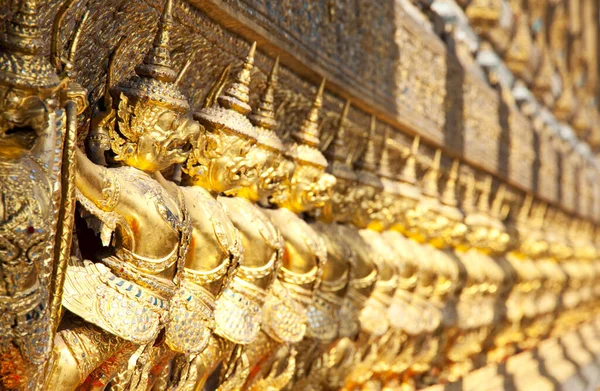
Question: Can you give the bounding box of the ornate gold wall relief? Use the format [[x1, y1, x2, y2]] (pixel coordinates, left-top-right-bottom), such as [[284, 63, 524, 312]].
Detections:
[[2, 0, 597, 205]]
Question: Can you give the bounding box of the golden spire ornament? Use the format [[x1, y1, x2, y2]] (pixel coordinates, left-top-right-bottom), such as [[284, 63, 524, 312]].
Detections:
[[437, 159, 466, 247], [324, 99, 351, 162], [219, 41, 256, 115], [395, 134, 422, 203], [378, 127, 395, 180], [533, 202, 548, 230], [477, 176, 492, 214], [250, 56, 279, 133], [441, 159, 460, 207], [518, 193, 533, 223], [353, 115, 384, 229], [377, 126, 402, 222], [0, 0, 60, 91], [285, 78, 328, 168], [324, 99, 357, 181], [491, 183, 506, 219], [355, 115, 380, 174], [292, 78, 326, 149], [354, 115, 384, 190], [462, 172, 477, 214], [194, 41, 259, 142], [136, 0, 177, 82], [250, 57, 285, 152], [113, 0, 189, 113], [400, 135, 420, 185], [422, 149, 442, 198]]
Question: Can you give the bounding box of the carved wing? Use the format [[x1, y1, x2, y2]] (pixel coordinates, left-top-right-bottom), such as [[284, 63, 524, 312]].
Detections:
[[62, 257, 114, 314]]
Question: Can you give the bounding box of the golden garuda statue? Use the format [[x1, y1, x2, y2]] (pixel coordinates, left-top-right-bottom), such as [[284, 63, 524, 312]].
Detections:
[[2, 0, 600, 390], [47, 0, 199, 388], [0, 0, 87, 388]]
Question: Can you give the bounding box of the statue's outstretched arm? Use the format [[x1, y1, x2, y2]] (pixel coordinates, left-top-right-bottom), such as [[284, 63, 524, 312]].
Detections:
[[74, 148, 117, 211]]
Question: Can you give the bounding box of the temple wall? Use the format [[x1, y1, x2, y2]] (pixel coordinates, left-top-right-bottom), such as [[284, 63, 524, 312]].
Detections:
[[3, 0, 598, 220]]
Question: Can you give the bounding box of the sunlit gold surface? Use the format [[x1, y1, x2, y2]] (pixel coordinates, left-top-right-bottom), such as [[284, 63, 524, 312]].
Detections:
[[2, 0, 600, 390]]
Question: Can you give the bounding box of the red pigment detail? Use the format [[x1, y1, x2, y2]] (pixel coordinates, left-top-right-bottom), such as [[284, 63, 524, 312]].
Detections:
[[130, 218, 139, 235]]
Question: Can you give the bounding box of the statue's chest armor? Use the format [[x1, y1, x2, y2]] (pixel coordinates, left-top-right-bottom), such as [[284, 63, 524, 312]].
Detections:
[[184, 187, 237, 261], [116, 167, 182, 233], [276, 209, 325, 262], [109, 167, 184, 274]]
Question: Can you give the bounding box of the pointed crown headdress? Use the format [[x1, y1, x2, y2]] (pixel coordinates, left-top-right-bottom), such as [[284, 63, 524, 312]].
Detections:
[[378, 126, 402, 196], [249, 57, 284, 152], [422, 149, 441, 198], [0, 0, 60, 91], [462, 171, 477, 214], [396, 135, 422, 201], [438, 159, 465, 223], [477, 176, 492, 214], [354, 116, 383, 189], [194, 42, 258, 140], [441, 160, 459, 207], [285, 78, 328, 168], [398, 135, 419, 185], [322, 99, 357, 181], [378, 126, 394, 180], [111, 0, 189, 114], [491, 183, 507, 220]]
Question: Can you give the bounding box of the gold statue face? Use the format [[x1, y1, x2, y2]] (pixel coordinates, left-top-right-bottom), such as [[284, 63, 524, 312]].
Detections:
[[390, 194, 422, 235], [279, 161, 334, 213], [237, 148, 294, 204], [0, 85, 50, 159], [266, 155, 295, 204], [438, 219, 467, 249], [350, 183, 385, 229], [465, 223, 491, 250], [487, 227, 510, 253], [109, 94, 199, 173], [420, 207, 452, 243], [320, 177, 357, 223], [378, 190, 401, 229], [185, 126, 266, 193]]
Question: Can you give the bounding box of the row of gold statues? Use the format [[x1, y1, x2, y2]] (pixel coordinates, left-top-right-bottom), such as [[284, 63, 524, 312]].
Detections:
[[461, 0, 599, 147], [1, 1, 599, 390]]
